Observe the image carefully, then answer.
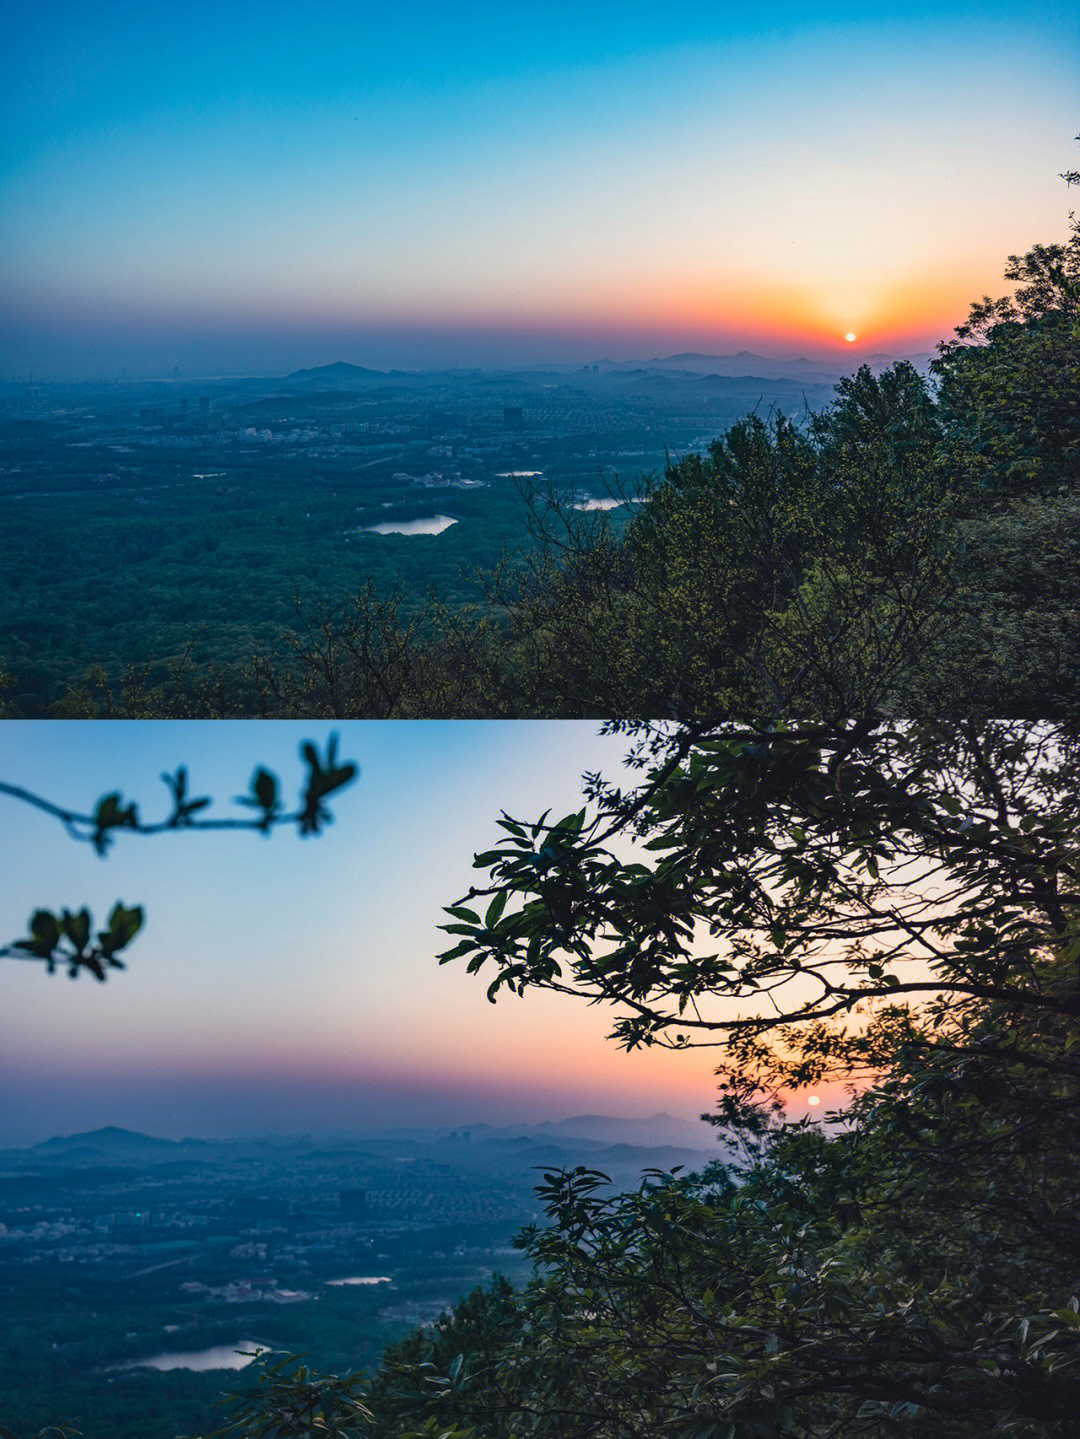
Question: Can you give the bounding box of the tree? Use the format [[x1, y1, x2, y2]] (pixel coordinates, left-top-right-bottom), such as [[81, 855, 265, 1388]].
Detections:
[[1, 735, 357, 980], [480, 370, 951, 723], [399, 720, 1080, 1437], [932, 211, 1079, 497], [184, 1352, 373, 1439], [439, 722, 1078, 1094]]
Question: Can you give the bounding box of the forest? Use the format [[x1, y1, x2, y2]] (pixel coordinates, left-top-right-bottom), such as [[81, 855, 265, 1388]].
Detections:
[[5, 206, 1073, 723]]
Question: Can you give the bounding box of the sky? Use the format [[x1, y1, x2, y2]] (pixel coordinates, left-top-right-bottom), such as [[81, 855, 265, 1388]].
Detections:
[[2, 0, 1076, 378], [0, 721, 738, 1146]]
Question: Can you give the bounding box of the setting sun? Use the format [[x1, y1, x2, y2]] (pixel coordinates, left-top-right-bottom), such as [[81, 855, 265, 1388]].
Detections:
[[844, 332, 857, 343]]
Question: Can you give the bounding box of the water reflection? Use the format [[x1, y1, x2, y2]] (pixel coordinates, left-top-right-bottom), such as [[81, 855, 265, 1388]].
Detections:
[[574, 496, 640, 511], [116, 1343, 262, 1372], [361, 515, 458, 535]]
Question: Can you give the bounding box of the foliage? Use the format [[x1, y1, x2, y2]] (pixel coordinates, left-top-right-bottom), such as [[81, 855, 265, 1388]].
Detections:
[[439, 721, 1078, 1089], [382, 1079, 1080, 1436], [248, 587, 509, 719], [187, 1352, 373, 1439], [932, 211, 1079, 497], [910, 485, 1080, 716], [365, 1278, 519, 1439], [1, 735, 357, 979], [376, 720, 1080, 1437], [213, 721, 1080, 1437], [1, 900, 144, 980], [482, 364, 950, 721]]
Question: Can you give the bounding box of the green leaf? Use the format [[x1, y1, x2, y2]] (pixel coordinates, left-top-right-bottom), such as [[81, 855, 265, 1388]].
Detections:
[[99, 902, 144, 957], [473, 850, 506, 867], [254, 768, 278, 810], [61, 908, 91, 952], [29, 909, 62, 954]]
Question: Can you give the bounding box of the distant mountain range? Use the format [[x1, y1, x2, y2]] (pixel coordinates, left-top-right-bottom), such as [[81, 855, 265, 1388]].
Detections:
[[279, 352, 932, 392], [32, 1125, 183, 1152], [10, 1126, 214, 1167], [2, 1114, 716, 1170]]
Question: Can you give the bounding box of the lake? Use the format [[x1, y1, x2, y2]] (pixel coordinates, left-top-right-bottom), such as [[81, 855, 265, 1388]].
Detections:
[[361, 515, 457, 535], [575, 496, 641, 511], [115, 1343, 263, 1372]]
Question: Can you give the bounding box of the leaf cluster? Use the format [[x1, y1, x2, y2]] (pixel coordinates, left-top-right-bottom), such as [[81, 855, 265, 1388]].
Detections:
[[439, 722, 1080, 1091], [1, 901, 143, 980], [1, 736, 357, 979], [187, 1350, 373, 1438]]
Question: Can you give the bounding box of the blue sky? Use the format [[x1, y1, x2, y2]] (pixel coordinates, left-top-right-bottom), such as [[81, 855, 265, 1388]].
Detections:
[[0, 721, 728, 1145], [2, 0, 1075, 376]]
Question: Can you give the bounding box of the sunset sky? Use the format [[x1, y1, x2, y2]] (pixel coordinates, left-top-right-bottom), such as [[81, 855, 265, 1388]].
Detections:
[[1, 722, 736, 1146], [2, 0, 1075, 377]]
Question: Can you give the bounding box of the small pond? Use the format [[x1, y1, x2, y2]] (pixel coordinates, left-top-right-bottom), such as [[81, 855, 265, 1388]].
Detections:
[[360, 515, 457, 535], [574, 496, 641, 511], [114, 1343, 264, 1372]]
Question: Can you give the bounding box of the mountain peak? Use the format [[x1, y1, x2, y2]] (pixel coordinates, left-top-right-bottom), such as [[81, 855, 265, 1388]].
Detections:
[[32, 1126, 178, 1151]]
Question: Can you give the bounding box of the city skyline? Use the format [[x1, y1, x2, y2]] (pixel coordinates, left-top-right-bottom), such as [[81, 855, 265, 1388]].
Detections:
[[3, 0, 1076, 378]]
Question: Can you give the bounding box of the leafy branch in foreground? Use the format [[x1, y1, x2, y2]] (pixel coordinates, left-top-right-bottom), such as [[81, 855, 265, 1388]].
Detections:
[[439, 721, 1079, 1102], [0, 901, 144, 980], [186, 1350, 373, 1439], [1, 734, 357, 979]]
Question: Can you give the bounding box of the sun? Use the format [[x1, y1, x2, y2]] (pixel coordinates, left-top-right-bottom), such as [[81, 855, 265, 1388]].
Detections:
[[807, 1095, 821, 1106], [843, 332, 857, 344]]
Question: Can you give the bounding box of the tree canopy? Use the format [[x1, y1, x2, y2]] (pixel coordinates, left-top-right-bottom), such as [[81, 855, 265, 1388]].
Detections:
[[439, 721, 1078, 1093], [388, 720, 1080, 1437]]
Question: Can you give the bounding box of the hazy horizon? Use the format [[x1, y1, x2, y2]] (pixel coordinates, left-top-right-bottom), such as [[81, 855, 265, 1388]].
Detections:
[[0, 1109, 714, 1151], [1, 342, 935, 386], [3, 0, 1075, 381]]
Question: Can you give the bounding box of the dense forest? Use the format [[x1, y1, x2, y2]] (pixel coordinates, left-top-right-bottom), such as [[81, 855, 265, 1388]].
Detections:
[[11, 205, 1076, 723]]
